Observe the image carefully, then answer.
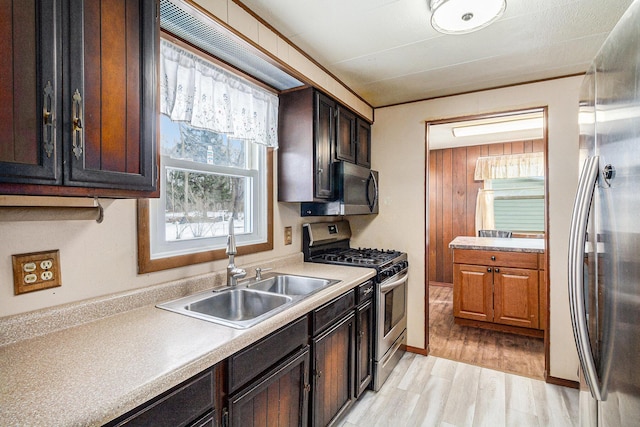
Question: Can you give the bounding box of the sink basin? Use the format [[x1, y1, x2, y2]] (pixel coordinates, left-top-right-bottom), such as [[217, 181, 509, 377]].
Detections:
[[157, 288, 292, 329], [249, 274, 340, 296], [157, 273, 340, 329]]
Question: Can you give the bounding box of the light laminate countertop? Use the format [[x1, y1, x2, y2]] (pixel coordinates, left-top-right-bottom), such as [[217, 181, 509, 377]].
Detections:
[[448, 236, 545, 253], [0, 258, 375, 426]]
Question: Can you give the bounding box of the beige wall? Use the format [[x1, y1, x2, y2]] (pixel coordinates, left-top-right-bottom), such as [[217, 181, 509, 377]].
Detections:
[[352, 76, 583, 382]]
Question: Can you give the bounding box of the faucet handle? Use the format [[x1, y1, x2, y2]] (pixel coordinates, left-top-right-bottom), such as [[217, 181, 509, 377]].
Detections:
[[255, 267, 273, 280]]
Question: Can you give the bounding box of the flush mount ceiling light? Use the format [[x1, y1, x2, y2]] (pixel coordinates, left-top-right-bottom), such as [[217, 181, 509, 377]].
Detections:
[[430, 0, 506, 35]]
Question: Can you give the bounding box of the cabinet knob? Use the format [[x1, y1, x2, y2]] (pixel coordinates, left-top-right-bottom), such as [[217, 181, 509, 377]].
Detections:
[[495, 268, 500, 273], [491, 256, 496, 261], [487, 267, 492, 272]]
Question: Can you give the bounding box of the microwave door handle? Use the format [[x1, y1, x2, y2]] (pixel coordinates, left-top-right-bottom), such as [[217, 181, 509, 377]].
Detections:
[[568, 155, 603, 401], [367, 171, 378, 212], [380, 272, 408, 292]]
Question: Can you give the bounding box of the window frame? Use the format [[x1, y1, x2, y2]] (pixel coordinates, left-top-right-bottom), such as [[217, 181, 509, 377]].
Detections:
[[137, 148, 273, 274]]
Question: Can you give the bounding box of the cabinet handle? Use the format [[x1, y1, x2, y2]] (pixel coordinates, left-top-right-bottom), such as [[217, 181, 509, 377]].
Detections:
[[487, 267, 492, 272], [42, 81, 55, 158], [491, 256, 496, 261], [495, 268, 500, 273], [71, 89, 83, 160]]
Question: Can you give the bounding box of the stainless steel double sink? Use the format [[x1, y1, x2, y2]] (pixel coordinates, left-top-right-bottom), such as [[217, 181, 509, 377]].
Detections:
[[157, 273, 340, 329]]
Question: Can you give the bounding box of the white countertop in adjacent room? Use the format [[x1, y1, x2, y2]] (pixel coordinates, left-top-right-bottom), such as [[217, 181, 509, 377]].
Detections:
[[448, 236, 545, 253]]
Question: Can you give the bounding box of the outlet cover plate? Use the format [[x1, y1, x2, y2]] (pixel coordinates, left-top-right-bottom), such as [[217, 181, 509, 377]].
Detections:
[[12, 250, 62, 295]]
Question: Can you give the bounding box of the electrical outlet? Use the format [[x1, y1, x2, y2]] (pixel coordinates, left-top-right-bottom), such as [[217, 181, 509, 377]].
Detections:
[[284, 226, 293, 245], [12, 250, 61, 295]]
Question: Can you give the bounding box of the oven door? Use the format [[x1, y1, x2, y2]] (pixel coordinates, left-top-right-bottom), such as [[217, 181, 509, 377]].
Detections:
[[377, 271, 408, 358]]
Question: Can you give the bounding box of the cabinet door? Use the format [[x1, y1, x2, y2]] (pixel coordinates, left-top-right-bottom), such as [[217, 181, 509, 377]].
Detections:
[[228, 346, 310, 427], [336, 106, 356, 163], [453, 263, 494, 322], [312, 313, 355, 427], [314, 92, 335, 199], [355, 119, 371, 168], [493, 267, 539, 329], [65, 0, 157, 191], [0, 0, 61, 185], [355, 300, 373, 398]]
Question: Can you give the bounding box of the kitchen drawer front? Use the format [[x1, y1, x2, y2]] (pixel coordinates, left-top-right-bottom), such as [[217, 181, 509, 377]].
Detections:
[[312, 289, 356, 335], [228, 316, 308, 394], [453, 249, 538, 269], [356, 280, 374, 305], [107, 369, 214, 427]]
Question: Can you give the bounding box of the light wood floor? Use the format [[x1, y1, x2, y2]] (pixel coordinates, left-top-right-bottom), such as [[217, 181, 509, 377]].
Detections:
[[338, 353, 579, 427], [428, 284, 545, 380]]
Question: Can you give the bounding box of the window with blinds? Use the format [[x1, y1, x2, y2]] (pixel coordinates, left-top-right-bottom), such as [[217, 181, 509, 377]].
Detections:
[[488, 178, 545, 233]]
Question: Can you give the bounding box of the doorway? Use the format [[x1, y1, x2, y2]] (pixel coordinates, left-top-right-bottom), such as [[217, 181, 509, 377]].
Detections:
[[425, 108, 549, 380]]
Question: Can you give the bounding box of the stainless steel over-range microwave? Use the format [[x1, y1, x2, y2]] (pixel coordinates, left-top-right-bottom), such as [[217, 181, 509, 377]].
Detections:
[[301, 162, 379, 216]]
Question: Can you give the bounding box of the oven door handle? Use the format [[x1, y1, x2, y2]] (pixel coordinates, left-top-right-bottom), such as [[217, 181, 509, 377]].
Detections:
[[380, 272, 408, 292]]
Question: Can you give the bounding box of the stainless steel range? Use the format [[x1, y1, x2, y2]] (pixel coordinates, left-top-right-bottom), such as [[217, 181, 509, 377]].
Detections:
[[303, 220, 408, 391]]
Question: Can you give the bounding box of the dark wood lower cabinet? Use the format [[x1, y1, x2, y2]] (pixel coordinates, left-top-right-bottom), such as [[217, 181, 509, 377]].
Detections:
[[355, 299, 373, 397], [227, 346, 310, 427], [105, 367, 216, 427], [311, 313, 355, 427]]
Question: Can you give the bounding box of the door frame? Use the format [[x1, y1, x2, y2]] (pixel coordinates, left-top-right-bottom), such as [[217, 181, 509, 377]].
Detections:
[[423, 106, 550, 378]]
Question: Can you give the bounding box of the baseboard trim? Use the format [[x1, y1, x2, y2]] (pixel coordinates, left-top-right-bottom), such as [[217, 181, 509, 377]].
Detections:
[[406, 345, 429, 356], [546, 375, 579, 389]]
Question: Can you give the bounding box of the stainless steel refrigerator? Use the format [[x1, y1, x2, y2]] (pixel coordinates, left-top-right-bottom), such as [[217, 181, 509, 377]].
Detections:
[[569, 0, 640, 425]]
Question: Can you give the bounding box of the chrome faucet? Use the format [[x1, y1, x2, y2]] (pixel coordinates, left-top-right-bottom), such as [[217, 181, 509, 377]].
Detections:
[[226, 218, 246, 286]]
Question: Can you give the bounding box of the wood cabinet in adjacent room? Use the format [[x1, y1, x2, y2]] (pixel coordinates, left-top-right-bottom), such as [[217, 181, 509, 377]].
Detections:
[[453, 248, 543, 335], [0, 0, 158, 197]]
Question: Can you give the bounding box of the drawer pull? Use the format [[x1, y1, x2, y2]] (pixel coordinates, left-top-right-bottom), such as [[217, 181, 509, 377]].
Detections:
[[491, 256, 496, 261]]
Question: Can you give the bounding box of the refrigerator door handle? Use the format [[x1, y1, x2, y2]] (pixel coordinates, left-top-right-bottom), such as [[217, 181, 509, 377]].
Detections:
[[568, 155, 603, 401]]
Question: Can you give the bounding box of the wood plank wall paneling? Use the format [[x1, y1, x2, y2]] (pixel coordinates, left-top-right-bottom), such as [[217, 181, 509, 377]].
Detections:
[[428, 140, 544, 283]]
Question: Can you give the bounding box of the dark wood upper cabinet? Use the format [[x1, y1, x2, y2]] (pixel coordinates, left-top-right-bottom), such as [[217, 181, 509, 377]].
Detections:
[[356, 118, 371, 168], [278, 86, 373, 203], [314, 92, 336, 199], [336, 106, 356, 163], [0, 0, 158, 197], [0, 0, 61, 185]]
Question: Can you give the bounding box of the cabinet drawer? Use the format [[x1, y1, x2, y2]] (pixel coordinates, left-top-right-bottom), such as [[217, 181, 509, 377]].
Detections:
[[228, 316, 308, 394], [453, 249, 538, 269], [357, 280, 374, 304], [108, 369, 214, 427], [312, 289, 356, 335]]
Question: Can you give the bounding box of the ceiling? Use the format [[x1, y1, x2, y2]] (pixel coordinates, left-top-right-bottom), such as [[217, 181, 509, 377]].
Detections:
[[238, 0, 633, 108]]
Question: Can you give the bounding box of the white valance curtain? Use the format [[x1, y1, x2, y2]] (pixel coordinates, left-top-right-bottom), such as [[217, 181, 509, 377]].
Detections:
[[474, 152, 544, 180], [160, 39, 279, 147]]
